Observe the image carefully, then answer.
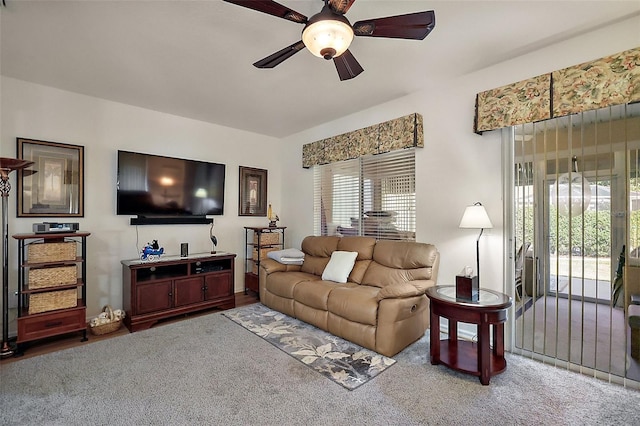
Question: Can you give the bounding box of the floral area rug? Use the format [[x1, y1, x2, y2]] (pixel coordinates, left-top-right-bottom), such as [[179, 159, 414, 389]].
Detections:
[[222, 303, 395, 390]]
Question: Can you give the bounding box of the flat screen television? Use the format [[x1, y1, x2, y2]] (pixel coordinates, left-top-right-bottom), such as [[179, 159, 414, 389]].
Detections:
[[117, 150, 225, 219]]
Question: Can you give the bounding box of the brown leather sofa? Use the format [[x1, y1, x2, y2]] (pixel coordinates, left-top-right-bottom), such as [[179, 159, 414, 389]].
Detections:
[[259, 236, 440, 357]]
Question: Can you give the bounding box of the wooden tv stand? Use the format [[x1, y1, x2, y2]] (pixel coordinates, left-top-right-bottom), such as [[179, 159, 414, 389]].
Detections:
[[122, 252, 236, 332]]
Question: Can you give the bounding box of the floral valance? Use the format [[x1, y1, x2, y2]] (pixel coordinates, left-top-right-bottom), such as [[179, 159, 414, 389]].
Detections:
[[475, 47, 640, 133], [302, 113, 423, 168]]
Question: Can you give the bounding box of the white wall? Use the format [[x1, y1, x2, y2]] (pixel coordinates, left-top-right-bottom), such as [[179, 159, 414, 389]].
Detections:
[[279, 15, 640, 294], [1, 78, 282, 319], [1, 14, 638, 327], [279, 79, 505, 293]]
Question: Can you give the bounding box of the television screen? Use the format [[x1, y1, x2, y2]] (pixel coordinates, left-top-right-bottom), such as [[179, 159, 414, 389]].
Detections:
[[117, 150, 225, 216]]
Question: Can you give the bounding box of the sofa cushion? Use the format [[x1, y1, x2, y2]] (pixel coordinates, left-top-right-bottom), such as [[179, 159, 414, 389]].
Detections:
[[327, 285, 380, 326], [322, 251, 358, 283], [337, 236, 376, 284], [361, 262, 429, 288], [361, 241, 438, 288], [301, 236, 340, 257], [336, 236, 376, 256], [293, 280, 342, 310], [349, 260, 372, 285], [266, 271, 319, 299], [300, 256, 330, 276], [295, 303, 329, 330], [373, 240, 438, 271], [300, 236, 340, 276], [327, 313, 376, 352]]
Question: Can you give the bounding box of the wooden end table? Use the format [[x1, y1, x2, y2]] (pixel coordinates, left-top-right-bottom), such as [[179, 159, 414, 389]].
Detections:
[[426, 285, 512, 385]]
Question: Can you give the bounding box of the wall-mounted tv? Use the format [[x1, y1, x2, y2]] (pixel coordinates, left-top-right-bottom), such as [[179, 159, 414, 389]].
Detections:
[[117, 150, 225, 223]]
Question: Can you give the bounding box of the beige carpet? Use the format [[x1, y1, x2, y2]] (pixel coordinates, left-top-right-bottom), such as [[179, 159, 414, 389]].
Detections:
[[1, 310, 639, 425]]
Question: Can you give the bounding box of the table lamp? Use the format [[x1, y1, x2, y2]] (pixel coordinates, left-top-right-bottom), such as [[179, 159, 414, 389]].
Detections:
[[458, 202, 493, 300]]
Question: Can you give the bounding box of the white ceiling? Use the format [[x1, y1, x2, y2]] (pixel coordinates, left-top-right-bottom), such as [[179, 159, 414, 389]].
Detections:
[[2, 1, 639, 138]]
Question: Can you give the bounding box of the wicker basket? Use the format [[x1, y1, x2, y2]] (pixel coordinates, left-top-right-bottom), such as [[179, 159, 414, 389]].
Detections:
[[254, 232, 280, 246], [90, 305, 123, 336], [252, 247, 278, 261], [28, 242, 76, 263], [28, 288, 77, 314], [28, 266, 77, 290]]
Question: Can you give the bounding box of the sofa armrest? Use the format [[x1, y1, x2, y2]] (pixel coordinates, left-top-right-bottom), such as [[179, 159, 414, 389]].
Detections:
[[260, 258, 302, 275], [409, 279, 435, 293], [376, 280, 435, 301]]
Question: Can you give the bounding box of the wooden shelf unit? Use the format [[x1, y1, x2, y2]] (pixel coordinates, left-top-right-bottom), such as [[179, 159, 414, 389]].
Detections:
[[122, 252, 236, 332], [243, 227, 285, 297], [13, 232, 91, 350]]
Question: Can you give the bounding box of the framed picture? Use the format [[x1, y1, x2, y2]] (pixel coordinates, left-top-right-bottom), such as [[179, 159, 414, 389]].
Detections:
[[238, 166, 267, 216], [17, 138, 84, 217]]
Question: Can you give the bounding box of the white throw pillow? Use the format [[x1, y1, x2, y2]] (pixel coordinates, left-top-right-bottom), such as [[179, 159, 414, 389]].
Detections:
[[321, 251, 359, 283]]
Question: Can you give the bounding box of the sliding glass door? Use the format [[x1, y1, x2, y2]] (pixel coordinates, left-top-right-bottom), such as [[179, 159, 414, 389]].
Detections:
[[510, 103, 640, 386]]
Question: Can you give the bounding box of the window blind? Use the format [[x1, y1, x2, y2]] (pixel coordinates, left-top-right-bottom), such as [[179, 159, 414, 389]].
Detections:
[[314, 149, 415, 241]]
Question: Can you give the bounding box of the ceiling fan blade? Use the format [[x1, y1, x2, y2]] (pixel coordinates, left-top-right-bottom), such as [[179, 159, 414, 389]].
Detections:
[[333, 49, 364, 81], [222, 0, 307, 24], [253, 41, 306, 68], [353, 10, 436, 40], [328, 0, 357, 15]]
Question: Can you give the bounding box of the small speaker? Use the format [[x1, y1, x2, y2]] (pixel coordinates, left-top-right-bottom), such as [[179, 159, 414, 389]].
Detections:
[[33, 223, 47, 233], [180, 243, 188, 257]]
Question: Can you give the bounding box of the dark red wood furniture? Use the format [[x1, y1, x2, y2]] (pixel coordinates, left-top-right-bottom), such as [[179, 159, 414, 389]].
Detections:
[[244, 226, 285, 297], [122, 252, 235, 331], [426, 285, 512, 385], [14, 232, 90, 352]]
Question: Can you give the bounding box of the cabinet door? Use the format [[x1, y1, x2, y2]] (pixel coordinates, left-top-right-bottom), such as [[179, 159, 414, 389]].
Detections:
[[174, 276, 204, 307], [205, 272, 232, 300], [135, 280, 173, 314]]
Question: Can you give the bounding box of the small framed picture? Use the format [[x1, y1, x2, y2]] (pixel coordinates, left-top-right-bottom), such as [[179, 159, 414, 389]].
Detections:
[[17, 138, 84, 217], [238, 166, 267, 216]]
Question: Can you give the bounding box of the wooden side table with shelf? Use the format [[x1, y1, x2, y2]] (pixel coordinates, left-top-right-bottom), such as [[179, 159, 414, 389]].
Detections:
[[13, 232, 91, 352], [244, 226, 285, 297], [426, 285, 512, 385]]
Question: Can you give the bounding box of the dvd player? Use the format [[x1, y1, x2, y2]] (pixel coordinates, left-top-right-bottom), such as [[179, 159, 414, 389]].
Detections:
[[33, 222, 80, 233]]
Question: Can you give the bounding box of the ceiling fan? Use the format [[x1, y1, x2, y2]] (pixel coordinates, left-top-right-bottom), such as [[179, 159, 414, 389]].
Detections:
[[222, 0, 436, 81]]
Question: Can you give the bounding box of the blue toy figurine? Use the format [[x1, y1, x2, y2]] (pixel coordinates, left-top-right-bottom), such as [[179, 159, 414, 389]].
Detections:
[[141, 240, 164, 261]]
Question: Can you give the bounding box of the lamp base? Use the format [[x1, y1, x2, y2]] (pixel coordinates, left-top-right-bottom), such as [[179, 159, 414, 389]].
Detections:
[[456, 275, 479, 302], [0, 341, 15, 358]]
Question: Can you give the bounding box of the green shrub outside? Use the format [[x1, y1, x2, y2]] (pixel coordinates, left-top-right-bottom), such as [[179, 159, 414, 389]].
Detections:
[[516, 205, 611, 257], [516, 176, 640, 257]]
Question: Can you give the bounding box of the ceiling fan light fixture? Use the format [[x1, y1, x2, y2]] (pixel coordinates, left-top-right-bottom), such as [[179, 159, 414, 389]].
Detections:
[[302, 11, 353, 60]]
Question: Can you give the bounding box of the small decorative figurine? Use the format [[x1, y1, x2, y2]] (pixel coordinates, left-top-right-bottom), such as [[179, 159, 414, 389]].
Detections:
[[267, 202, 279, 228], [209, 223, 218, 254], [140, 239, 164, 261]]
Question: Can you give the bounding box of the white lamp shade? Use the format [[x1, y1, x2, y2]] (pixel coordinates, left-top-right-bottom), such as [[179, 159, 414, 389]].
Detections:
[[302, 19, 354, 59], [459, 204, 493, 229]]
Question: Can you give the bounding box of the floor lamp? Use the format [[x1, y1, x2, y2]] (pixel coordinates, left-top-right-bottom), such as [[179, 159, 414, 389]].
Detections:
[[1, 157, 34, 358], [459, 202, 493, 286]]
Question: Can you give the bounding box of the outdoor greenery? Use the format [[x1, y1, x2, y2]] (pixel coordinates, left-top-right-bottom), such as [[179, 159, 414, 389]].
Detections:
[[515, 205, 611, 257], [516, 177, 640, 258], [550, 207, 610, 257]]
